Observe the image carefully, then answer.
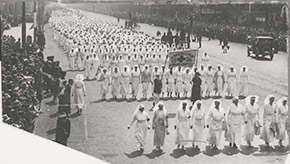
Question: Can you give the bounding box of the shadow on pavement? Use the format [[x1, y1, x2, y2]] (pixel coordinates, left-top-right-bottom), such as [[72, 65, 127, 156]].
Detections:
[[126, 98, 136, 103], [144, 149, 165, 159], [259, 145, 275, 152], [238, 95, 246, 99], [202, 146, 222, 156], [222, 146, 240, 156], [147, 97, 154, 101], [240, 145, 259, 155], [274, 145, 288, 153], [186, 147, 201, 157], [90, 99, 106, 103], [224, 96, 233, 100], [170, 149, 186, 158], [137, 98, 147, 102], [47, 128, 56, 134], [50, 111, 60, 118], [124, 150, 143, 158], [212, 96, 222, 99], [69, 112, 81, 118], [106, 98, 117, 102]]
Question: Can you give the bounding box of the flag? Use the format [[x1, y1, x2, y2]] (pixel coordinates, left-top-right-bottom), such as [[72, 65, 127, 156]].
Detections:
[[168, 49, 198, 68]]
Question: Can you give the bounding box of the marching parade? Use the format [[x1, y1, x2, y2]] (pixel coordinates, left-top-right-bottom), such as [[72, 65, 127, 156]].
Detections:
[[46, 8, 289, 153], [1, 0, 289, 163]]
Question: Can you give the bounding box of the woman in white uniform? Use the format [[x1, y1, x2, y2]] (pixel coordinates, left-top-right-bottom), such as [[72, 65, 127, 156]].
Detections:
[[207, 100, 225, 149], [227, 96, 244, 149], [260, 95, 277, 147], [276, 97, 288, 147], [128, 104, 150, 152], [174, 100, 191, 149], [243, 95, 260, 147], [190, 100, 205, 149]]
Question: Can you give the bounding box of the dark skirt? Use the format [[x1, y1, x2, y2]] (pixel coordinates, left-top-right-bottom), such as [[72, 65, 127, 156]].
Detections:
[[191, 87, 201, 103]]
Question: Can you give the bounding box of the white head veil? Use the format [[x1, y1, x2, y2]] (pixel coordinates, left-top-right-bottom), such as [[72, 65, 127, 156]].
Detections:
[[240, 66, 248, 73], [177, 100, 190, 112], [133, 65, 140, 73], [217, 64, 223, 71], [153, 101, 167, 113], [209, 99, 224, 113], [143, 64, 149, 71], [264, 95, 275, 105], [75, 74, 84, 82], [276, 97, 288, 108], [123, 65, 130, 73], [192, 100, 202, 111], [228, 66, 236, 73], [133, 104, 145, 116], [245, 95, 259, 106]]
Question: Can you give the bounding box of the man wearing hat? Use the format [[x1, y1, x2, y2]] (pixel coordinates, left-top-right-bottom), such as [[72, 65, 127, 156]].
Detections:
[[55, 113, 71, 146]]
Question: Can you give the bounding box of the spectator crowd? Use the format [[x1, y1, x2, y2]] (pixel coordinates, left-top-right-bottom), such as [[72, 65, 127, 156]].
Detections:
[[70, 3, 287, 52]]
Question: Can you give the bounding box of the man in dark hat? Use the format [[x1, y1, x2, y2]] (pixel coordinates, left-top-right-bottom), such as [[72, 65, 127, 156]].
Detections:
[[55, 113, 71, 146]]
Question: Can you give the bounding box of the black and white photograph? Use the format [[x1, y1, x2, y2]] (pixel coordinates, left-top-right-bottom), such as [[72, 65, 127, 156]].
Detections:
[[1, 0, 290, 163]]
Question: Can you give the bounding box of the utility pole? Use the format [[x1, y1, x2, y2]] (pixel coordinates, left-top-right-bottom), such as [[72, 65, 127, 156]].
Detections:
[[287, 0, 290, 151], [33, 0, 37, 43], [0, 0, 3, 60], [21, 1, 26, 48]]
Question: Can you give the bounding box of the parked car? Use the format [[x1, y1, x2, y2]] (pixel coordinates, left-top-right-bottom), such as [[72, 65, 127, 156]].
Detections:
[[247, 36, 278, 60]]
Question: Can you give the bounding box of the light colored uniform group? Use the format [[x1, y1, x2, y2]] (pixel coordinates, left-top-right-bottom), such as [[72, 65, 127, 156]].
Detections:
[[199, 53, 249, 98], [128, 96, 288, 151]]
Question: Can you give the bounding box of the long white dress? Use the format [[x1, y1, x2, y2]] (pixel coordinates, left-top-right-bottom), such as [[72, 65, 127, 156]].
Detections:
[[277, 105, 288, 140], [166, 72, 175, 93], [226, 71, 237, 96], [260, 104, 276, 143], [99, 72, 110, 97], [227, 103, 244, 146], [214, 70, 224, 96], [191, 108, 205, 147], [183, 72, 192, 94], [141, 69, 151, 98], [153, 109, 167, 147], [205, 69, 214, 95], [71, 81, 86, 109], [131, 111, 150, 149], [68, 50, 76, 70], [131, 70, 140, 98], [175, 108, 190, 146], [120, 71, 131, 96], [90, 57, 100, 79], [111, 71, 120, 97], [239, 71, 248, 96], [175, 70, 183, 94], [207, 107, 225, 147], [244, 103, 259, 142], [199, 70, 206, 96]]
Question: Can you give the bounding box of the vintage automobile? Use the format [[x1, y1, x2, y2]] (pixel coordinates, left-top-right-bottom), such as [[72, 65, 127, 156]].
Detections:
[[247, 36, 278, 60]]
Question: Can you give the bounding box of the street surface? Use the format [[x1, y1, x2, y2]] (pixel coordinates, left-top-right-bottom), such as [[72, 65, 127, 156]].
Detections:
[[34, 6, 288, 164]]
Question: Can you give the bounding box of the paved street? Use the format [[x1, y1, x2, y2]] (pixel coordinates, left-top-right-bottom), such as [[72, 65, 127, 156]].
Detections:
[[34, 7, 288, 164]]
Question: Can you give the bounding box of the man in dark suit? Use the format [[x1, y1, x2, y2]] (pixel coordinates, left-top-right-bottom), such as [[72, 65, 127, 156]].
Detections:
[[55, 113, 71, 146]]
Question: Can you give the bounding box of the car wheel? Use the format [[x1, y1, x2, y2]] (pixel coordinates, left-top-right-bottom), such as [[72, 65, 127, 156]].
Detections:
[[255, 54, 259, 59], [247, 50, 250, 56], [270, 54, 274, 60]]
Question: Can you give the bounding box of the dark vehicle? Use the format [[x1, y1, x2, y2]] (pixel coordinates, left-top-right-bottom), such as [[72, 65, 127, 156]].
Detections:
[[247, 36, 278, 60]]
